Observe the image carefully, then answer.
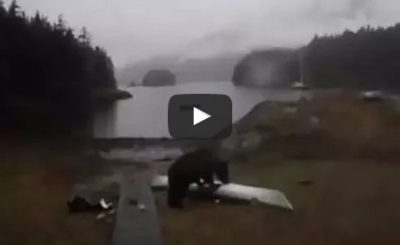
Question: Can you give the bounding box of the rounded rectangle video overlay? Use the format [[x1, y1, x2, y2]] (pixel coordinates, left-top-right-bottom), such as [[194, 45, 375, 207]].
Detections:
[[168, 94, 232, 139]]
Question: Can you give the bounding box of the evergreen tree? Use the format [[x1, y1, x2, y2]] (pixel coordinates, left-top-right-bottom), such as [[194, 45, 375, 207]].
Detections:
[[54, 14, 66, 33], [304, 23, 400, 89], [8, 0, 20, 17], [0, 1, 118, 135], [0, 1, 6, 16], [79, 27, 91, 45]]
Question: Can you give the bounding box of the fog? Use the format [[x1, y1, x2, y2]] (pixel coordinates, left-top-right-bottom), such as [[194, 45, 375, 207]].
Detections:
[[4, 0, 400, 67]]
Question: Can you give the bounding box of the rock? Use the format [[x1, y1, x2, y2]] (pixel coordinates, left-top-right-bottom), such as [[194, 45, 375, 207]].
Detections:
[[142, 69, 176, 87]]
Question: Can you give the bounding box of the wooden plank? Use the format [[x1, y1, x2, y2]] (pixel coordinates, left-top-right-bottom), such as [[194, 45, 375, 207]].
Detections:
[[113, 171, 163, 245]]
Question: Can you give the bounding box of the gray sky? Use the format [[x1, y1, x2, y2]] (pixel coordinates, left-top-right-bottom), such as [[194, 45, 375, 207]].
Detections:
[[4, 0, 400, 67]]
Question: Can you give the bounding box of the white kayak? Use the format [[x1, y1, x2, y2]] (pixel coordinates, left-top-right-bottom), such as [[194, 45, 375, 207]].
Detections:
[[151, 175, 294, 211]]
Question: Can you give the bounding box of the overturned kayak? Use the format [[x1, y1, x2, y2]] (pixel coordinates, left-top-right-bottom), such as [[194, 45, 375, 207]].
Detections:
[[151, 175, 294, 211]]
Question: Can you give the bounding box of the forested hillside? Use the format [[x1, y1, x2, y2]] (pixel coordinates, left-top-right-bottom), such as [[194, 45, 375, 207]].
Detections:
[[304, 24, 400, 89], [234, 24, 400, 90], [0, 0, 117, 134]]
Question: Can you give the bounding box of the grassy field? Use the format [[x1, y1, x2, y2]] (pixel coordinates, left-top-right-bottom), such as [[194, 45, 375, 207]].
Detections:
[[2, 142, 400, 245], [157, 153, 400, 245], [0, 140, 116, 245]]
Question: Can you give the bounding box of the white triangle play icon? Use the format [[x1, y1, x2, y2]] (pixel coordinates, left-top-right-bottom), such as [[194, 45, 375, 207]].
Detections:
[[193, 107, 211, 126]]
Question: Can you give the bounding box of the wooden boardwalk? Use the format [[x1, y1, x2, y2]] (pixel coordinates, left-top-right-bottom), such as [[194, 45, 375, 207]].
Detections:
[[112, 170, 163, 245]]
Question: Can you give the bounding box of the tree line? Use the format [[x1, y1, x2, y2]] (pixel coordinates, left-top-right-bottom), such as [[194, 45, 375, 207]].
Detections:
[[0, 0, 117, 135], [233, 23, 400, 90], [304, 24, 400, 90]]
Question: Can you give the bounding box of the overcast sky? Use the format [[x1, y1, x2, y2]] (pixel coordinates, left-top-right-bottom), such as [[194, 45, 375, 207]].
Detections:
[[4, 0, 400, 67]]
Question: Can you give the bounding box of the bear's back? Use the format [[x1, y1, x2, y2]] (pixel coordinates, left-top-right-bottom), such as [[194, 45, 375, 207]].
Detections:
[[169, 148, 217, 177]]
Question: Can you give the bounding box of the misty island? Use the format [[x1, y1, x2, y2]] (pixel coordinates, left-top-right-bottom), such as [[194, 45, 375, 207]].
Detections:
[[142, 69, 177, 87]]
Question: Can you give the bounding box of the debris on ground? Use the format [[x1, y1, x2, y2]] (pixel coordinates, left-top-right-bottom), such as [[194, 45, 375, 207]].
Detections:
[[67, 195, 114, 213], [100, 198, 113, 209], [127, 198, 147, 211]]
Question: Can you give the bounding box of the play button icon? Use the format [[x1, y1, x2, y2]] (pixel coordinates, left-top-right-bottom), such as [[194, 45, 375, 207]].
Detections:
[[193, 107, 211, 126], [168, 94, 232, 139]]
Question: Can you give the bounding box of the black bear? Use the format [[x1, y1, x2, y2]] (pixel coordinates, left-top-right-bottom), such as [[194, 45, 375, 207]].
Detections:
[[167, 148, 229, 208]]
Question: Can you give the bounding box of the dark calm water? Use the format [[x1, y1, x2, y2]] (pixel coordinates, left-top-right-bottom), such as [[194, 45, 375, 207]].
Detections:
[[94, 81, 309, 138]]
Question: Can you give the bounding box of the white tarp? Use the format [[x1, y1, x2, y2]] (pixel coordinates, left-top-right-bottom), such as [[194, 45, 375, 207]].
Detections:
[[151, 175, 293, 211]]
